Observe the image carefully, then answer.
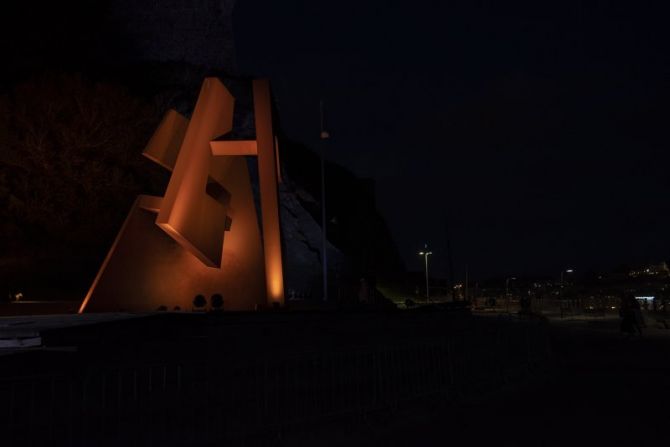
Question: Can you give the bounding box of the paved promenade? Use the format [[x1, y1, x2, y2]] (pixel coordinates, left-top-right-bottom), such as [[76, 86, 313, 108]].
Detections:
[[281, 312, 670, 446]]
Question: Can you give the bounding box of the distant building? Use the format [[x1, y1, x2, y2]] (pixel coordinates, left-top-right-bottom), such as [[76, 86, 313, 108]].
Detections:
[[629, 262, 669, 278]]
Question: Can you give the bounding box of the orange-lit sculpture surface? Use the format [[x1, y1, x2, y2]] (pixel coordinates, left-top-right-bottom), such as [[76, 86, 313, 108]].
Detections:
[[79, 78, 284, 312]]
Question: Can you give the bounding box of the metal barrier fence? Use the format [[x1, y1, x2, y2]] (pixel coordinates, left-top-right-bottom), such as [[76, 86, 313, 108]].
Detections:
[[533, 297, 620, 318], [0, 319, 551, 446], [472, 297, 622, 318]]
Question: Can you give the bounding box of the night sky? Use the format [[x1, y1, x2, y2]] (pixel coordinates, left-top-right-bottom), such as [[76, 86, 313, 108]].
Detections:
[[234, 0, 669, 280], [1, 1, 668, 282]]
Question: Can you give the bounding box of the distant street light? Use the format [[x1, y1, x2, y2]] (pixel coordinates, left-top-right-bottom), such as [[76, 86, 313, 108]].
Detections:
[[560, 269, 574, 302], [418, 245, 433, 304], [560, 268, 574, 287], [505, 277, 516, 297], [505, 277, 516, 313]]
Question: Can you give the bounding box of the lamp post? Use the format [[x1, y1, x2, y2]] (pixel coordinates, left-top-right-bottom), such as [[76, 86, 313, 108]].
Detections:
[[418, 245, 432, 304], [560, 269, 574, 305], [465, 264, 469, 302], [560, 268, 574, 287], [320, 100, 330, 302], [505, 276, 516, 313]]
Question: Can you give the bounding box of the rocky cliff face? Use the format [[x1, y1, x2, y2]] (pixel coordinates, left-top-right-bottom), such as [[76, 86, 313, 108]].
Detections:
[[0, 1, 237, 85], [279, 182, 346, 301], [108, 0, 237, 72]]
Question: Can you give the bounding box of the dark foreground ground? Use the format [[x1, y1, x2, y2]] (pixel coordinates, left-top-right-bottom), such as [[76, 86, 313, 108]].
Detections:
[[1, 311, 668, 446], [280, 316, 670, 447]]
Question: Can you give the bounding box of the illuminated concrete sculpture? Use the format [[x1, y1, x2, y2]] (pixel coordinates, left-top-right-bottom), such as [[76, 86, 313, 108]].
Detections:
[[79, 78, 284, 312]]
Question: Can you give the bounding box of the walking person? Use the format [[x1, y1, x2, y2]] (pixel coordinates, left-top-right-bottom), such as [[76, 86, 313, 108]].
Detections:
[[630, 295, 645, 333], [619, 294, 636, 337]]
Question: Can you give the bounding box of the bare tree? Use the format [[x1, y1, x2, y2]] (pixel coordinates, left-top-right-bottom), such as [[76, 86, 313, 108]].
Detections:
[[0, 73, 165, 257]]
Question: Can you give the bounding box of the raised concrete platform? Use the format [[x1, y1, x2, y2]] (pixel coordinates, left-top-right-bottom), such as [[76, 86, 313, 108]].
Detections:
[[0, 312, 146, 351]]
